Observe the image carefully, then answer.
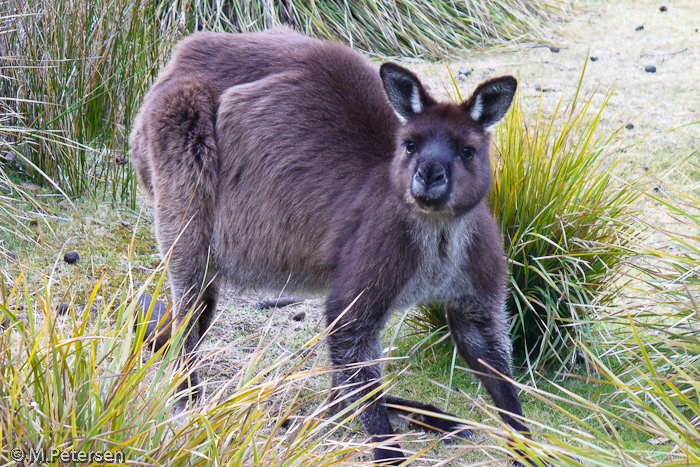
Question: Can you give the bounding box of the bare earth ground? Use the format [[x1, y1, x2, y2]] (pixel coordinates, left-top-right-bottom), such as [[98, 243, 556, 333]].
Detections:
[[189, 0, 699, 464]]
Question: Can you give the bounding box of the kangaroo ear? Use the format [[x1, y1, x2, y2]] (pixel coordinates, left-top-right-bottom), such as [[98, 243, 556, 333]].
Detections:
[[463, 76, 517, 132], [380, 63, 432, 123]]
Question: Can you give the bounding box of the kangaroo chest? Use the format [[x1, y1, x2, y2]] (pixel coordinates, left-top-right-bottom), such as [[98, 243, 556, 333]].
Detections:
[[391, 218, 475, 311]]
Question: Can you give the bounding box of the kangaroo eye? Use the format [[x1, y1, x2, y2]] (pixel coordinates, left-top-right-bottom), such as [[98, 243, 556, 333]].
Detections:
[[405, 141, 416, 155], [461, 147, 476, 160]]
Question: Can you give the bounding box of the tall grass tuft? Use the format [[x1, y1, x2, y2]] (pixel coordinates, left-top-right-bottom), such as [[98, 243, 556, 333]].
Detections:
[[189, 0, 572, 59], [0, 269, 362, 466], [497, 188, 700, 466], [492, 79, 647, 370], [0, 95, 75, 251], [0, 167, 41, 250], [1, 0, 182, 201], [415, 68, 648, 371]]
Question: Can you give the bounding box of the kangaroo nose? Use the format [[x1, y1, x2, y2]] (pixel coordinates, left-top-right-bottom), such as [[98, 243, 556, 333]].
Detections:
[[415, 163, 447, 188]]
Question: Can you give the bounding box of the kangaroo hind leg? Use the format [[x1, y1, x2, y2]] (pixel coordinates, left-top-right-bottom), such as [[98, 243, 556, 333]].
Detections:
[[143, 75, 220, 400]]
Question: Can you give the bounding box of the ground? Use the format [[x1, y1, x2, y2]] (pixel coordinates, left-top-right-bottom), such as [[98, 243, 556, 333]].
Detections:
[[2, 0, 698, 465]]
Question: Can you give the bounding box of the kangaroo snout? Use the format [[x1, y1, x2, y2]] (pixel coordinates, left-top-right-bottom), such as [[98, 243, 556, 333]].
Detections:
[[412, 161, 449, 206], [416, 163, 447, 188]]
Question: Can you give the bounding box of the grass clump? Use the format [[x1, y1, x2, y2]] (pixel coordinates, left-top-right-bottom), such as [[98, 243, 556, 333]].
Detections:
[[1, 0, 180, 200], [508, 190, 700, 466], [492, 79, 646, 370], [0, 269, 360, 466], [194, 0, 572, 59]]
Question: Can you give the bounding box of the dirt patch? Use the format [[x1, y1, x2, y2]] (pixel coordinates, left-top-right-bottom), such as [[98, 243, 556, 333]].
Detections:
[[200, 289, 329, 394]]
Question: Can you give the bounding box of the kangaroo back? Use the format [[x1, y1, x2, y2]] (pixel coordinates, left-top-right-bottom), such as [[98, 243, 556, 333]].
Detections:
[[211, 40, 401, 289], [130, 28, 315, 196]]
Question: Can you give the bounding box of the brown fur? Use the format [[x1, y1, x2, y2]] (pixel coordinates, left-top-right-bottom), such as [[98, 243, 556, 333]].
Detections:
[[130, 28, 534, 466]]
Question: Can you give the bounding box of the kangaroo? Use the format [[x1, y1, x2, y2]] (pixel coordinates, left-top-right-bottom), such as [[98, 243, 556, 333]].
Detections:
[[130, 28, 533, 466]]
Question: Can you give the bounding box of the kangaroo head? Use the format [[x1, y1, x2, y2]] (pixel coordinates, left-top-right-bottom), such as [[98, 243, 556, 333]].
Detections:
[[380, 63, 516, 216]]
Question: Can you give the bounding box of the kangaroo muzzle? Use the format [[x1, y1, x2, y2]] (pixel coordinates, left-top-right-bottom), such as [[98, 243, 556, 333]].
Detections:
[[411, 161, 449, 207]]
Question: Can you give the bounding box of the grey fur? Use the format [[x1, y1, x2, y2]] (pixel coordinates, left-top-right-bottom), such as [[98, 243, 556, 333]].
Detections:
[[130, 28, 531, 465]]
